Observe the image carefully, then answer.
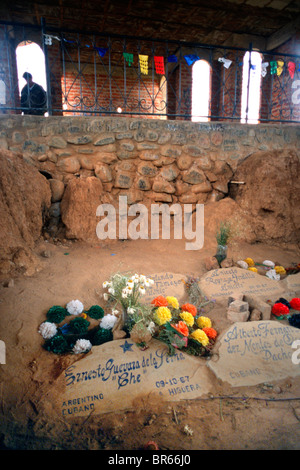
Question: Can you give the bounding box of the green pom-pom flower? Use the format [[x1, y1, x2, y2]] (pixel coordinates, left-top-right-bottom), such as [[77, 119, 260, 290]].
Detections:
[[44, 333, 69, 354], [92, 327, 113, 345], [46, 306, 67, 324], [87, 305, 105, 320], [68, 317, 90, 334]]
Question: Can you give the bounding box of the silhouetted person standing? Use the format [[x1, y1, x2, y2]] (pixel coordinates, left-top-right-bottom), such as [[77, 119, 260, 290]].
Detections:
[[21, 72, 47, 115]]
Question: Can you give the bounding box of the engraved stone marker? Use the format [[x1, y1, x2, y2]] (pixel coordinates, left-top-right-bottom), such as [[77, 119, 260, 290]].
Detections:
[[143, 272, 187, 303], [55, 339, 212, 418], [207, 321, 300, 386], [199, 267, 285, 301]]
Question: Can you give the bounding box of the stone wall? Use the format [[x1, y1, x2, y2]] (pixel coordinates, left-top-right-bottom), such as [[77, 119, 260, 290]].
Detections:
[[0, 115, 299, 240]]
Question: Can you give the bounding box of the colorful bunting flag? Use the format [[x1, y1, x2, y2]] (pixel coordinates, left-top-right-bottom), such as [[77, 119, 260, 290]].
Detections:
[[95, 47, 108, 57], [139, 54, 149, 74], [276, 60, 284, 76], [184, 54, 200, 66], [288, 61, 296, 79], [123, 52, 134, 66], [270, 61, 277, 75], [167, 55, 178, 63], [261, 62, 269, 77], [218, 57, 232, 69], [154, 56, 165, 75]]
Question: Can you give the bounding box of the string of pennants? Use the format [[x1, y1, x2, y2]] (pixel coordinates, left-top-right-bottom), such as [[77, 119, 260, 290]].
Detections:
[[44, 34, 299, 80]]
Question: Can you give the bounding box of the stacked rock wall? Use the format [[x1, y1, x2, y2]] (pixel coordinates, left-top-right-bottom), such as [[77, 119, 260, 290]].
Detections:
[[0, 115, 299, 244]]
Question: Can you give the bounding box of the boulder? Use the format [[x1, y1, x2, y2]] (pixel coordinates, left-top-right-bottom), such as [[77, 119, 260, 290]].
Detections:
[[230, 150, 300, 244], [0, 149, 51, 276], [60, 176, 103, 242]]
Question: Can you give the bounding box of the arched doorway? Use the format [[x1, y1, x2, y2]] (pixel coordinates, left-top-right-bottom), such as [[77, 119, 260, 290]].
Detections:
[[16, 41, 47, 114]]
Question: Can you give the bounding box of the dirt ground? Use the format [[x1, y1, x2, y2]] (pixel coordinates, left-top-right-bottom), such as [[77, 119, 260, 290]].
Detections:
[[0, 236, 300, 451]]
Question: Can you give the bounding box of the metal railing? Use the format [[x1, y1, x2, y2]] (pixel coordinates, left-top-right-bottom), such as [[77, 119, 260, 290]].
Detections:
[[0, 19, 299, 123]]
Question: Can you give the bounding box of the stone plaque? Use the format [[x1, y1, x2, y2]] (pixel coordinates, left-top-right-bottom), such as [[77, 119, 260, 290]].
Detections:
[[143, 272, 187, 303], [199, 267, 284, 301], [207, 321, 300, 387], [57, 339, 212, 418]]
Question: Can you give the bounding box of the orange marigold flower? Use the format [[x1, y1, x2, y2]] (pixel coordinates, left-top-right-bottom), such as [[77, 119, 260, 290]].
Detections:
[[202, 327, 217, 340], [181, 303, 197, 317], [151, 295, 168, 307], [171, 321, 189, 337]]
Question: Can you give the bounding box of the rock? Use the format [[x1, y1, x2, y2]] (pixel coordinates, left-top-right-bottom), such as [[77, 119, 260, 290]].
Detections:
[[230, 149, 300, 244], [49, 202, 61, 218], [94, 162, 113, 182], [204, 256, 219, 271], [176, 154, 193, 170], [152, 177, 175, 194], [249, 308, 262, 321], [114, 171, 133, 189], [49, 179, 65, 202], [3, 279, 14, 288], [227, 307, 249, 323], [236, 260, 249, 269], [56, 157, 81, 173], [221, 257, 234, 268], [60, 177, 104, 242], [191, 180, 212, 193], [67, 135, 92, 145], [228, 293, 244, 305], [228, 299, 249, 313], [48, 136, 68, 149], [136, 176, 152, 191], [137, 162, 158, 177], [159, 164, 180, 181], [182, 164, 206, 185], [243, 295, 272, 320], [0, 149, 51, 275], [41, 250, 51, 258]]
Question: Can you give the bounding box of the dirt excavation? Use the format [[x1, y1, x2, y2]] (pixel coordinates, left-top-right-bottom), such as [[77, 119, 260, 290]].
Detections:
[[0, 146, 300, 451]]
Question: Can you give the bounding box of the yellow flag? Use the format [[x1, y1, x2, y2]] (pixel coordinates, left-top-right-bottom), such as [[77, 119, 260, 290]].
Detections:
[[277, 60, 284, 76], [139, 54, 148, 75]]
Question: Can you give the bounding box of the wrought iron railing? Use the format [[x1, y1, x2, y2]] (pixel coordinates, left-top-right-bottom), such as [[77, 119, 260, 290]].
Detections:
[[0, 19, 299, 123]]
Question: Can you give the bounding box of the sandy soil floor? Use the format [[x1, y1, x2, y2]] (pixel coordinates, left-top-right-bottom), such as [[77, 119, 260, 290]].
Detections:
[[0, 236, 300, 451]]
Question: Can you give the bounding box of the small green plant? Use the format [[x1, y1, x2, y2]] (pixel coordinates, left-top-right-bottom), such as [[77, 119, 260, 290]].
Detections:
[[216, 221, 232, 246]]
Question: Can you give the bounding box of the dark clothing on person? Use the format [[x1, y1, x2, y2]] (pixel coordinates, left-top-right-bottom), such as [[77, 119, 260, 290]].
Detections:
[[21, 82, 47, 115]]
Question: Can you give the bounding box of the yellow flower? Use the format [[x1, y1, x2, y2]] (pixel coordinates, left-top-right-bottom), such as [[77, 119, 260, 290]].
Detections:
[[275, 266, 286, 275], [248, 267, 258, 273], [196, 316, 212, 329], [166, 296, 179, 309], [244, 257, 255, 267], [154, 307, 172, 326], [180, 311, 194, 327], [190, 329, 209, 347]]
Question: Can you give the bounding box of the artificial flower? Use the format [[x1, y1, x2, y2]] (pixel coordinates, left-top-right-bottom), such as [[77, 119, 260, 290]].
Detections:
[[236, 260, 248, 269], [189, 329, 209, 347], [288, 313, 300, 329], [103, 293, 109, 300], [151, 295, 168, 307], [38, 322, 57, 339], [86, 305, 105, 319], [108, 287, 115, 295], [166, 296, 179, 309], [66, 299, 84, 316], [248, 267, 258, 273], [275, 266, 286, 275], [127, 307, 136, 314], [139, 285, 146, 295], [46, 305, 67, 323], [100, 314, 118, 330], [147, 321, 156, 335], [271, 302, 289, 316], [171, 321, 189, 336], [290, 298, 300, 311], [153, 306, 172, 325], [181, 303, 197, 317], [266, 269, 280, 281], [73, 339, 92, 354], [102, 281, 111, 288], [69, 317, 90, 334], [202, 327, 217, 340], [262, 260, 275, 268], [179, 311, 194, 327], [244, 258, 255, 267], [196, 316, 212, 329]]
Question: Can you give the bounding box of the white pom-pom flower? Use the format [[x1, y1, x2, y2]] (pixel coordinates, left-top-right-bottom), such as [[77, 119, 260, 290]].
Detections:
[[100, 314, 118, 330], [236, 260, 248, 270], [262, 260, 275, 268], [73, 339, 92, 354], [266, 269, 280, 281], [66, 299, 84, 315], [38, 322, 57, 339]]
